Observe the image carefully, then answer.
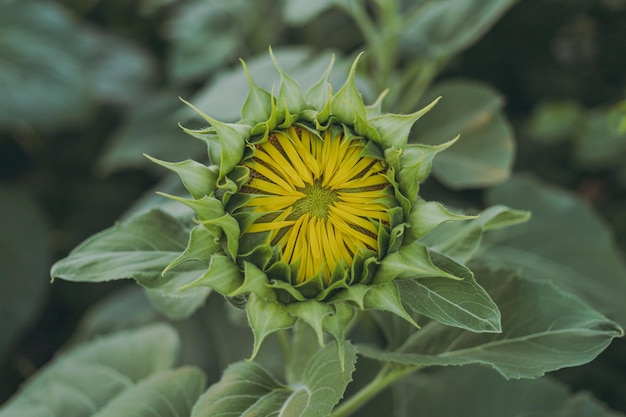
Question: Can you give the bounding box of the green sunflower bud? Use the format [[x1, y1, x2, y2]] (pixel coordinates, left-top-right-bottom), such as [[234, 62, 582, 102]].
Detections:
[[150, 50, 476, 358]]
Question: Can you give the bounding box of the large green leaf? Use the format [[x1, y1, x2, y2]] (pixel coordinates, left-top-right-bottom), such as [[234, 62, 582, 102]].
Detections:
[[0, 186, 50, 359], [401, 0, 517, 59], [0, 0, 89, 128], [0, 324, 181, 417], [0, 0, 153, 130], [97, 93, 204, 175], [51, 209, 210, 319], [166, 1, 248, 82], [191, 342, 357, 417], [482, 175, 626, 328], [358, 268, 622, 379], [93, 367, 206, 417], [391, 366, 624, 417], [412, 81, 515, 189]]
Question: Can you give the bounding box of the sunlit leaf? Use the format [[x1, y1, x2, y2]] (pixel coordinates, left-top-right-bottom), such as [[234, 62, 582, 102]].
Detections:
[[359, 268, 622, 379]]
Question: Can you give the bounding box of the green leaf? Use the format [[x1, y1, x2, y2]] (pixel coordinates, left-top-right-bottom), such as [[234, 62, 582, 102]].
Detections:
[[246, 294, 296, 359], [574, 109, 626, 168], [0, 0, 90, 128], [166, 1, 247, 82], [0, 325, 180, 417], [71, 286, 160, 341], [178, 254, 243, 295], [397, 268, 501, 333], [93, 367, 206, 417], [358, 268, 623, 379], [374, 241, 465, 284], [527, 100, 583, 144], [287, 300, 334, 346], [363, 282, 419, 328], [394, 366, 624, 417], [398, 137, 459, 201], [240, 58, 273, 122], [0, 187, 50, 359], [144, 156, 218, 200], [401, 0, 517, 59], [369, 97, 440, 151], [421, 205, 530, 263], [271, 47, 309, 116], [97, 92, 203, 174], [191, 342, 356, 417], [283, 0, 339, 25], [482, 175, 626, 328], [405, 200, 476, 242], [51, 209, 210, 318], [330, 53, 373, 134], [180, 98, 249, 179], [412, 81, 515, 189]]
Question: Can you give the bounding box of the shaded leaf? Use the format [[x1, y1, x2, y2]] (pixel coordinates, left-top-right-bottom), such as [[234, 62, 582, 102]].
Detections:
[[0, 0, 90, 128], [97, 92, 204, 174], [166, 1, 248, 82], [282, 0, 339, 25], [359, 268, 622, 379], [191, 343, 356, 417], [0, 186, 50, 359], [393, 366, 624, 417], [51, 209, 210, 319], [482, 175, 626, 328], [0, 325, 180, 417], [94, 367, 206, 417], [412, 81, 515, 189], [527, 100, 583, 144], [401, 0, 517, 59]]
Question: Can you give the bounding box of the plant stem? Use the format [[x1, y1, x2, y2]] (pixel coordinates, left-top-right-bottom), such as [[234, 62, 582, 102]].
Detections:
[[330, 364, 418, 417]]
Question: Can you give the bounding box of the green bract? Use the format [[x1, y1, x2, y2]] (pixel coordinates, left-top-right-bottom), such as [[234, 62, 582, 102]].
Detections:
[[145, 50, 491, 357]]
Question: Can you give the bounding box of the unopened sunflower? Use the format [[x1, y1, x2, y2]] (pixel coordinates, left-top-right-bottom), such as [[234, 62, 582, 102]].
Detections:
[[149, 51, 471, 356]]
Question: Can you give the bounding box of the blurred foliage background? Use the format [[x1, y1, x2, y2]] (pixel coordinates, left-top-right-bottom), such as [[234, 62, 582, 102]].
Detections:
[[1, 0, 625, 412]]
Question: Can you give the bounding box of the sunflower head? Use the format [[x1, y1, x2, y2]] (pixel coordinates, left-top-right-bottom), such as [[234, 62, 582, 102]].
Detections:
[[150, 50, 461, 358]]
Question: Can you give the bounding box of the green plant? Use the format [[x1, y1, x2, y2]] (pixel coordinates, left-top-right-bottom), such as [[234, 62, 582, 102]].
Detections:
[[2, 0, 626, 416]]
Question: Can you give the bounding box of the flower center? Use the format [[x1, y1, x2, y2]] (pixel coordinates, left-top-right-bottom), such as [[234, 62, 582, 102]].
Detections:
[[237, 125, 393, 285], [292, 181, 338, 220]]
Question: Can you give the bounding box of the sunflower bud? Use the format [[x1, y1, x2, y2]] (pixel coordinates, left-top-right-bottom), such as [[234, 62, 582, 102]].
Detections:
[[151, 50, 470, 358]]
